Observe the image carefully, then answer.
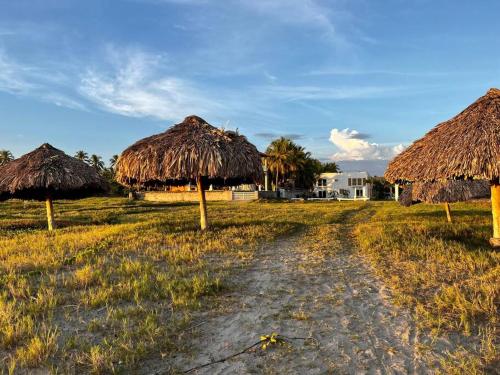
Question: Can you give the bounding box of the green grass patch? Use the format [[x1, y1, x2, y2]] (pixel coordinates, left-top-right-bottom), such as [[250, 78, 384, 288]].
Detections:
[[354, 201, 499, 373]]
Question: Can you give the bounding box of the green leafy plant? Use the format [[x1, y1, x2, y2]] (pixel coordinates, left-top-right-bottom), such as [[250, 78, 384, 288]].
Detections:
[[260, 332, 286, 350]]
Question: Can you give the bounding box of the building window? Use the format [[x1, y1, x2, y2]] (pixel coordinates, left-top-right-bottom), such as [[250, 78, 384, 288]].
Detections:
[[348, 177, 368, 186], [318, 190, 326, 198], [318, 178, 327, 187]]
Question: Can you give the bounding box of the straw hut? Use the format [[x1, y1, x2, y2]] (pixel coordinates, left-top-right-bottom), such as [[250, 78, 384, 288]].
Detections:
[[398, 180, 490, 222], [116, 115, 263, 230], [386, 88, 500, 246], [0, 143, 108, 230]]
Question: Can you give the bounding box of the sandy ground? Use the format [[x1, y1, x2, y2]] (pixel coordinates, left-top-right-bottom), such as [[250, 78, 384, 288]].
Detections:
[[152, 222, 445, 374]]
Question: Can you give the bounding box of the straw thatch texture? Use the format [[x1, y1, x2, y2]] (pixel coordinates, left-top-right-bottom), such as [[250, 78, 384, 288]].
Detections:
[[0, 143, 108, 201], [386, 88, 500, 183], [399, 180, 490, 207], [116, 115, 263, 186]]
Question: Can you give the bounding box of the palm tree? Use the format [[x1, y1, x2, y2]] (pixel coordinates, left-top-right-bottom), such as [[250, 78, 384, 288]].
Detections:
[[89, 154, 105, 173], [74, 150, 89, 163], [266, 137, 294, 190], [266, 138, 326, 190], [296, 157, 322, 189], [0, 150, 14, 166], [109, 155, 119, 171], [321, 162, 340, 173]]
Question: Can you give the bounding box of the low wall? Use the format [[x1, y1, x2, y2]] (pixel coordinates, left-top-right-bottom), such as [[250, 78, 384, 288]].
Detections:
[[138, 190, 233, 202]]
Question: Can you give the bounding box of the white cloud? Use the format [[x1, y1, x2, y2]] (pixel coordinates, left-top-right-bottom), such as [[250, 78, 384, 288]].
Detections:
[[0, 50, 85, 110], [241, 0, 337, 39], [306, 67, 452, 77], [0, 51, 38, 94], [78, 48, 220, 120], [263, 71, 277, 82], [329, 128, 405, 160], [256, 85, 403, 102], [0, 46, 219, 118], [145, 0, 338, 36]]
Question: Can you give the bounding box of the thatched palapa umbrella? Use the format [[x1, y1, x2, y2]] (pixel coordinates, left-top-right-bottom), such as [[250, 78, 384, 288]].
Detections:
[[386, 88, 500, 246], [115, 115, 263, 230], [398, 180, 490, 222], [0, 143, 108, 230]]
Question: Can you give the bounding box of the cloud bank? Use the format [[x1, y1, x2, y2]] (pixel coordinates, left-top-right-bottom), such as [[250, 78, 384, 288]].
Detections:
[[0, 49, 85, 110], [79, 48, 220, 120], [329, 128, 405, 160]]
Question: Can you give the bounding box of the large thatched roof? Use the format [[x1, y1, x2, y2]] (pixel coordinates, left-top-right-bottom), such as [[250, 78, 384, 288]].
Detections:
[[386, 88, 500, 183], [116, 115, 263, 186], [399, 180, 490, 207], [0, 143, 108, 201]]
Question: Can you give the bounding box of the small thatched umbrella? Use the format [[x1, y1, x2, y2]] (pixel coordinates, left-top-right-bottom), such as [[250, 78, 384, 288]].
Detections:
[[115, 115, 263, 230], [0, 143, 108, 230], [398, 180, 491, 222], [386, 88, 500, 246]]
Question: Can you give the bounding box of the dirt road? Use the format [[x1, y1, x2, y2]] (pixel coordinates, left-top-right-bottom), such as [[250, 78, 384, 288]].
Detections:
[[159, 217, 440, 374]]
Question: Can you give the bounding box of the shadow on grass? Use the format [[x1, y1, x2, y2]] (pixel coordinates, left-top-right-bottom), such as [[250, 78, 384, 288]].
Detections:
[[413, 209, 491, 221], [56, 201, 196, 213], [0, 221, 48, 232], [0, 214, 126, 231], [424, 224, 493, 251]]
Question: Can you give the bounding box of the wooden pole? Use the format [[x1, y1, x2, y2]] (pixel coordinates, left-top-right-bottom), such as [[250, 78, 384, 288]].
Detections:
[[394, 184, 399, 201], [490, 183, 500, 247], [444, 202, 452, 223], [197, 176, 208, 230], [45, 196, 56, 231], [264, 160, 269, 191]]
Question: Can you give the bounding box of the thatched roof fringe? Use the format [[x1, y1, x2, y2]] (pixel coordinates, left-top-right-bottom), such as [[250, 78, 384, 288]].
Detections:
[[0, 143, 108, 201], [386, 88, 500, 183], [116, 115, 263, 186], [399, 180, 490, 207]]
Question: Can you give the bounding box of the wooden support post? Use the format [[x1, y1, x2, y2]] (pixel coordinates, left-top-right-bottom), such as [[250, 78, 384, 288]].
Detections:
[[490, 183, 500, 247], [444, 202, 452, 223], [45, 196, 56, 231], [394, 184, 399, 201], [197, 176, 208, 230], [264, 160, 269, 191]]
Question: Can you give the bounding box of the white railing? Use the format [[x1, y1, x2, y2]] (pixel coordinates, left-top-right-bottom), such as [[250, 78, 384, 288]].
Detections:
[[232, 191, 259, 201]]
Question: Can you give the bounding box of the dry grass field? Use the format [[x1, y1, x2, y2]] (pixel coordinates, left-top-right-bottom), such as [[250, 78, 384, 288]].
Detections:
[[0, 198, 497, 373], [354, 201, 499, 374]]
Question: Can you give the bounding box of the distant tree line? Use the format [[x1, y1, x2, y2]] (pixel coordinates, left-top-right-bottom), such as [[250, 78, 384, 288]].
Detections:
[[265, 137, 339, 190], [74, 150, 123, 195], [2, 141, 385, 195]]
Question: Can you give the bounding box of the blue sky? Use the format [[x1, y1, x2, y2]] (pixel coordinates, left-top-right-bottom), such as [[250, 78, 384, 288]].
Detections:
[[1, 0, 499, 169]]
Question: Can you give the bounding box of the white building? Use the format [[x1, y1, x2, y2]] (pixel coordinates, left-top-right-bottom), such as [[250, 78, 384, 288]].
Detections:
[[314, 172, 371, 200]]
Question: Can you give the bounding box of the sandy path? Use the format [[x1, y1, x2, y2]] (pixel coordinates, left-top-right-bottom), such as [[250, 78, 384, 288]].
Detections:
[[161, 219, 435, 374]]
